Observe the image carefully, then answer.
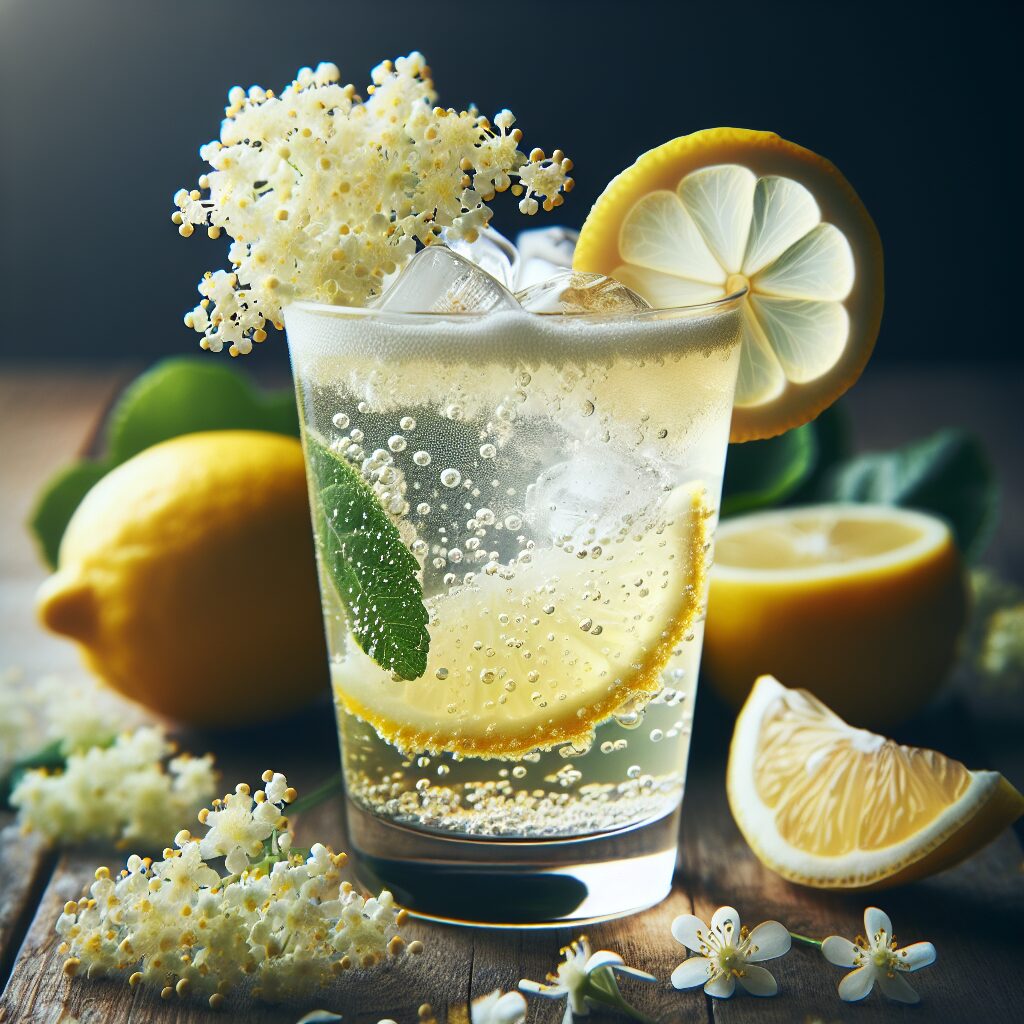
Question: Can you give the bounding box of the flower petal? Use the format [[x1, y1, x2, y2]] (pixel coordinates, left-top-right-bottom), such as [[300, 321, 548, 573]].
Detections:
[[610, 964, 658, 983], [561, 1000, 577, 1024], [583, 951, 623, 973], [744, 920, 791, 962], [670, 956, 711, 990], [877, 970, 921, 1004], [736, 964, 778, 997], [704, 973, 736, 999], [864, 907, 893, 944], [670, 914, 710, 953], [838, 966, 876, 1002], [491, 992, 529, 1024], [518, 980, 566, 999], [711, 906, 741, 942], [898, 941, 937, 972], [821, 935, 859, 968]]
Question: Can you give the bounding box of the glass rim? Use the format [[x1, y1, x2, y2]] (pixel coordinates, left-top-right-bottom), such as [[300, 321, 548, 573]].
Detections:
[[286, 286, 748, 322]]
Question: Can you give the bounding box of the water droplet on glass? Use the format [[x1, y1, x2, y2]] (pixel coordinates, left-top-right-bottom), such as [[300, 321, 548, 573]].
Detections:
[[504, 514, 522, 530], [413, 450, 432, 467], [580, 400, 595, 417], [349, 428, 364, 443], [357, 401, 369, 414], [440, 468, 462, 488], [400, 415, 417, 431], [512, 765, 528, 779], [332, 412, 350, 429], [649, 728, 664, 743], [388, 435, 407, 453], [479, 443, 497, 460], [445, 403, 464, 420], [416, 502, 431, 515], [626, 764, 641, 779], [447, 547, 464, 563], [436, 764, 449, 777]]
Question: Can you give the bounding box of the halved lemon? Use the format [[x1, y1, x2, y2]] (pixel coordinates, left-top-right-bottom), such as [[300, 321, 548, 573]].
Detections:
[[333, 484, 710, 759], [573, 128, 884, 442], [704, 504, 967, 728], [728, 675, 1024, 889]]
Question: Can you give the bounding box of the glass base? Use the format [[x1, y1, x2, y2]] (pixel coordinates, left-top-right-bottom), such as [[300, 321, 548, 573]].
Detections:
[[345, 798, 680, 927]]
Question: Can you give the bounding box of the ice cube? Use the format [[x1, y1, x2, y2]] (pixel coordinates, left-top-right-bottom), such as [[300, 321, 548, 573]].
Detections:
[[444, 227, 520, 290], [515, 270, 652, 314], [515, 225, 579, 289], [372, 246, 521, 314], [525, 448, 666, 543]]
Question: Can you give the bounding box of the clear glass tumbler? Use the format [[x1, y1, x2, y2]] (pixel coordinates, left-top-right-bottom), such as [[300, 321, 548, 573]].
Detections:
[[285, 293, 745, 926]]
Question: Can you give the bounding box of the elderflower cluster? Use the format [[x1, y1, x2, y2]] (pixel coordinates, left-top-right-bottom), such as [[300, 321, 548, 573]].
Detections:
[[0, 671, 140, 774], [10, 727, 216, 848], [173, 52, 573, 355], [57, 772, 421, 1008]]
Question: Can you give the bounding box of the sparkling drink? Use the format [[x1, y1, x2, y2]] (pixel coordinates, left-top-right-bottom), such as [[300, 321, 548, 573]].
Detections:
[[286, 270, 745, 925]]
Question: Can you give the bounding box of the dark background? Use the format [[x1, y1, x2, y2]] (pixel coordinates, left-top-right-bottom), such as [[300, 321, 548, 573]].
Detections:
[[0, 0, 1018, 368]]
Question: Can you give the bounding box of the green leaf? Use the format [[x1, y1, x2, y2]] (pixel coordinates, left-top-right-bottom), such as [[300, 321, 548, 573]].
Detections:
[[107, 357, 298, 461], [307, 436, 429, 680], [787, 402, 852, 503], [722, 423, 818, 517], [29, 458, 113, 568], [29, 358, 301, 566], [813, 428, 998, 558]]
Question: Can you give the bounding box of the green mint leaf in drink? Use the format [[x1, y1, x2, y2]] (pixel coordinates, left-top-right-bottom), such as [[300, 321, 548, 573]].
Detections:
[[307, 436, 429, 680]]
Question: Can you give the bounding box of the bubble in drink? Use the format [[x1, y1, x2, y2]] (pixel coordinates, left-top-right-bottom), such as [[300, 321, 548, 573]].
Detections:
[[332, 412, 350, 429], [389, 435, 407, 452], [479, 443, 497, 460], [400, 416, 417, 431], [413, 450, 432, 466], [441, 468, 462, 488]]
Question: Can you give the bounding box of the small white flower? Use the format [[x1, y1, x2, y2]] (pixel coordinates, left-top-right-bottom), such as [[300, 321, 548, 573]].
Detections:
[[520, 934, 656, 1024], [671, 906, 791, 999], [822, 907, 936, 1004], [471, 989, 528, 1024]]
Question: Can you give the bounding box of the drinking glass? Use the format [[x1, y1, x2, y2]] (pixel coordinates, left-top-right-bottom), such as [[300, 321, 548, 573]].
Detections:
[[285, 292, 745, 925]]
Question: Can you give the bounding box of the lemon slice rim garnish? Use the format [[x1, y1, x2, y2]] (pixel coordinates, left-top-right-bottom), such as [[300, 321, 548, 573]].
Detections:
[[573, 127, 884, 443]]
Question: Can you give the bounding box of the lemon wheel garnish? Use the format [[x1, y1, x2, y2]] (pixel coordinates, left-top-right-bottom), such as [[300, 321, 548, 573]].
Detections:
[[333, 483, 710, 759], [728, 675, 1024, 890], [705, 504, 967, 728], [573, 128, 883, 442]]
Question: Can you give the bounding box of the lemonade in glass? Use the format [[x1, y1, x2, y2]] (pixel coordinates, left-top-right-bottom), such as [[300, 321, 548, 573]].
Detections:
[[285, 259, 746, 924]]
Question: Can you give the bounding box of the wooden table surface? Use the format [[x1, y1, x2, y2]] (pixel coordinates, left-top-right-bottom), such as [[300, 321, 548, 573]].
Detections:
[[1, 363, 1022, 1024]]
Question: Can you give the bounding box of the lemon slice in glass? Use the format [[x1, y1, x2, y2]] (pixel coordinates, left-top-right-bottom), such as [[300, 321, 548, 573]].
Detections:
[[574, 128, 884, 442], [728, 675, 1024, 889], [333, 483, 710, 759]]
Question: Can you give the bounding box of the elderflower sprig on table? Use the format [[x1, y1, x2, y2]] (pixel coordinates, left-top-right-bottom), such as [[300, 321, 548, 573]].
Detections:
[[57, 771, 422, 1008], [519, 935, 657, 1024], [10, 726, 216, 849], [174, 52, 573, 356]]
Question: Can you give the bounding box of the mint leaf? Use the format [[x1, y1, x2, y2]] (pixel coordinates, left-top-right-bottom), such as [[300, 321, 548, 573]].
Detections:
[[813, 428, 997, 559], [721, 423, 817, 517], [29, 458, 112, 568], [307, 437, 429, 679]]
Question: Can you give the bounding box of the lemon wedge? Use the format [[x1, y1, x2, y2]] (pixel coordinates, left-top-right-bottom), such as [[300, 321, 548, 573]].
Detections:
[[333, 483, 710, 759], [728, 675, 1024, 889], [705, 504, 967, 728], [573, 128, 883, 442]]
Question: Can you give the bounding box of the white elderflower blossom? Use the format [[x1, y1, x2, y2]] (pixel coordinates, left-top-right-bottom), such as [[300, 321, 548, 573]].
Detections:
[[10, 727, 216, 848], [56, 771, 420, 1008], [174, 53, 572, 356], [822, 907, 936, 1004], [472, 989, 528, 1024], [670, 906, 791, 999], [520, 935, 657, 1024]]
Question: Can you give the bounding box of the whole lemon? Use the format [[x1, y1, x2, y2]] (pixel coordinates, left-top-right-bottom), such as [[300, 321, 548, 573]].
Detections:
[[704, 504, 968, 729], [36, 430, 328, 725]]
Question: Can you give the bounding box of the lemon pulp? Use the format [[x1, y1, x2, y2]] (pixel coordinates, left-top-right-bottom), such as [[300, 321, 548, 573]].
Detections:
[[728, 676, 1024, 889], [704, 504, 967, 728], [333, 483, 710, 759]]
